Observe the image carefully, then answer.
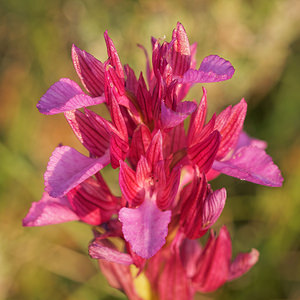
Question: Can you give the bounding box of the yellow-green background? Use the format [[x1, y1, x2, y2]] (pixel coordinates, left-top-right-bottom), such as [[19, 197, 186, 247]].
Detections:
[[1, 0, 300, 299]]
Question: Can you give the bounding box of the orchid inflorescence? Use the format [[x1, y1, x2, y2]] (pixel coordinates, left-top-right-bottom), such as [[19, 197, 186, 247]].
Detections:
[[24, 22, 283, 299]]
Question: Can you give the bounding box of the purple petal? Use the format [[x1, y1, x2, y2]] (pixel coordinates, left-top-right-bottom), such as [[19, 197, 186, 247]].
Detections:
[[213, 146, 283, 187], [236, 131, 267, 150], [37, 78, 105, 115], [119, 199, 171, 259], [23, 192, 79, 226], [89, 239, 133, 265], [180, 55, 235, 84], [161, 101, 197, 129], [45, 146, 110, 198]]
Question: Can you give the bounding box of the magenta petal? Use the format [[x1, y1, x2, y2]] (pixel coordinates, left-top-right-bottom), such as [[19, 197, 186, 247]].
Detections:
[[119, 199, 171, 259], [104, 31, 124, 80], [202, 188, 227, 230], [157, 165, 181, 210], [161, 101, 197, 129], [180, 238, 202, 278], [128, 124, 152, 168], [45, 146, 110, 198], [136, 156, 151, 187], [180, 55, 235, 84], [67, 176, 119, 226], [119, 161, 144, 207], [188, 87, 207, 145], [193, 226, 232, 293], [64, 110, 110, 157], [107, 90, 128, 140], [99, 261, 141, 300], [37, 78, 105, 115], [167, 22, 191, 76], [124, 64, 138, 94], [228, 248, 259, 281], [158, 250, 193, 300], [180, 169, 208, 239], [236, 131, 267, 150], [212, 146, 283, 187], [163, 122, 186, 158], [23, 192, 79, 226], [72, 44, 105, 97], [215, 99, 247, 160], [146, 130, 163, 171], [136, 74, 153, 124], [110, 133, 129, 169], [188, 130, 221, 173], [89, 239, 133, 265]]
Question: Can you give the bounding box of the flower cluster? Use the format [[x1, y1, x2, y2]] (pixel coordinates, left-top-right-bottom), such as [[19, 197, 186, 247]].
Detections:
[[24, 23, 283, 299]]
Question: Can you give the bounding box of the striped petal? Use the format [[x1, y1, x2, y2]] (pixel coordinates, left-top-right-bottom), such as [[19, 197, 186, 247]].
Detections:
[[23, 192, 79, 226], [72, 44, 105, 97], [89, 238, 133, 265], [45, 146, 110, 198], [212, 146, 283, 187], [37, 78, 105, 114], [180, 55, 235, 84]]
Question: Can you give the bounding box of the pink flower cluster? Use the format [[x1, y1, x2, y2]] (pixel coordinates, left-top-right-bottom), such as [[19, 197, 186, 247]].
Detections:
[[24, 23, 283, 299]]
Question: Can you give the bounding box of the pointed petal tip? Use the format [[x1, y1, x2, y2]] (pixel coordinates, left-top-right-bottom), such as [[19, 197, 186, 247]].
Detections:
[[228, 248, 260, 281], [37, 78, 105, 115], [89, 239, 134, 265], [22, 193, 79, 227], [71, 43, 77, 52], [202, 187, 227, 231], [176, 21, 186, 32], [213, 146, 284, 187], [71, 44, 82, 58]]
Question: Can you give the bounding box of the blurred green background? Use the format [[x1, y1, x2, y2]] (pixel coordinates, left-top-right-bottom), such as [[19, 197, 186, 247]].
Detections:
[[0, 0, 299, 299]]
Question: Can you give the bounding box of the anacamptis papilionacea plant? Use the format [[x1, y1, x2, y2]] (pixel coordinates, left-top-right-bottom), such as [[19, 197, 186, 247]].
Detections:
[[24, 22, 283, 299]]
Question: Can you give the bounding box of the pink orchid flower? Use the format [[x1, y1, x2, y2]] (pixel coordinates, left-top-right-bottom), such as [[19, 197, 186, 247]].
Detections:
[[24, 22, 283, 299]]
